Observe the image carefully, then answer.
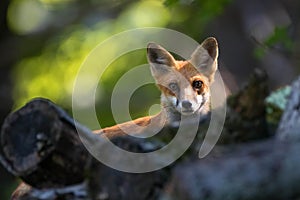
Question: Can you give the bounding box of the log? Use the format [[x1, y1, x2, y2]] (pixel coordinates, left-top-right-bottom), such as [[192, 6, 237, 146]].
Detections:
[[165, 139, 300, 200], [88, 137, 169, 200], [0, 98, 91, 188], [276, 76, 300, 140], [1, 98, 169, 200], [11, 182, 88, 200]]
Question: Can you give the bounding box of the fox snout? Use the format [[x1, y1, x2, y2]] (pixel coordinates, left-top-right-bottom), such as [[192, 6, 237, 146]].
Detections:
[[182, 100, 192, 109], [179, 100, 195, 115], [177, 97, 205, 115]]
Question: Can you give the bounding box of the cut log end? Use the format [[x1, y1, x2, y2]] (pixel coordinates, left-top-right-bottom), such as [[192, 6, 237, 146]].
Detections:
[[1, 99, 63, 173], [0, 98, 91, 188]]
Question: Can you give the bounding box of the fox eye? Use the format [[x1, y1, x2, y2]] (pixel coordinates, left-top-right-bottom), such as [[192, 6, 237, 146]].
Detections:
[[192, 80, 203, 89], [169, 82, 178, 91]]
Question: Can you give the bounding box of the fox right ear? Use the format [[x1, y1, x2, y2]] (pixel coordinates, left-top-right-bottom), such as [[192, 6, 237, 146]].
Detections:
[[190, 37, 218, 81], [147, 43, 176, 77]]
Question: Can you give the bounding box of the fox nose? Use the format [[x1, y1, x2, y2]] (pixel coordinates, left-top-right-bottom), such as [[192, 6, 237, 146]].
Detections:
[[182, 100, 192, 109]]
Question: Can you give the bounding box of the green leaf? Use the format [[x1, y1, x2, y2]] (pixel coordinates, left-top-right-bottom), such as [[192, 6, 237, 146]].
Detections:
[[265, 26, 293, 50], [164, 0, 179, 7]]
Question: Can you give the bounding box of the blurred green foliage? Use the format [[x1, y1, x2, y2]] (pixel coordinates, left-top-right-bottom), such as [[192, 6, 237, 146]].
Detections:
[[8, 0, 231, 127], [166, 0, 232, 37], [254, 26, 293, 59], [7, 0, 50, 34]]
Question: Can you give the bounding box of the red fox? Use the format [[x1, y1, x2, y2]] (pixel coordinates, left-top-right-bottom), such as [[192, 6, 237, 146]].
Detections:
[[95, 37, 218, 138]]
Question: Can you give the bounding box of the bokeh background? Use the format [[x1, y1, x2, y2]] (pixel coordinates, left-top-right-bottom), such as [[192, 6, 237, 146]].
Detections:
[[1, 0, 300, 198]]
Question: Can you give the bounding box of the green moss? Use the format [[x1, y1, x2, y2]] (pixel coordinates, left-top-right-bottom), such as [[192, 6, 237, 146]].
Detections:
[[265, 86, 291, 124]]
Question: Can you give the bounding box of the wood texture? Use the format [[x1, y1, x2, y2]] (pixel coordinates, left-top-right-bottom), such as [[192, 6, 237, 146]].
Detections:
[[166, 139, 300, 200], [0, 98, 91, 188], [277, 77, 300, 140]]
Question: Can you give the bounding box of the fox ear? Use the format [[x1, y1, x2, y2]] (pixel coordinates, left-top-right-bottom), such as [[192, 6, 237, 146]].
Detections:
[[147, 43, 176, 77], [190, 37, 218, 81]]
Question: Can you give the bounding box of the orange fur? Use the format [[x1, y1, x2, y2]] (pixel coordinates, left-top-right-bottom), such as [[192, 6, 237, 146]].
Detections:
[[158, 61, 210, 98], [94, 113, 164, 138]]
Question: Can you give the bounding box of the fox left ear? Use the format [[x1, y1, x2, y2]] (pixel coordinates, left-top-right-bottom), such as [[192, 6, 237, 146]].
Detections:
[[190, 37, 218, 81], [147, 42, 176, 79]]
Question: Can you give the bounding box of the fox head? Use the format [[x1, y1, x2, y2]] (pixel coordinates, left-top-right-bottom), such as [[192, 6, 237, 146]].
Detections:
[[147, 37, 218, 120]]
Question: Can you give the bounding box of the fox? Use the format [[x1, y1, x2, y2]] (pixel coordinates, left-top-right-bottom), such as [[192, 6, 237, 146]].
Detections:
[[94, 37, 219, 138]]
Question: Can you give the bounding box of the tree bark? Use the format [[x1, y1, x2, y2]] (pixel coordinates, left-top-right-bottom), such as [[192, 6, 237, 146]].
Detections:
[[1, 98, 168, 200], [276, 76, 300, 140], [88, 137, 169, 200], [165, 139, 300, 200], [0, 98, 91, 188]]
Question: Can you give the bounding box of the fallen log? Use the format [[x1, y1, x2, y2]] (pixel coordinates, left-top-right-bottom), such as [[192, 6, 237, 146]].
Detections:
[[276, 76, 300, 141], [0, 98, 91, 188], [88, 136, 169, 200], [11, 182, 88, 200], [165, 138, 300, 200], [0, 98, 169, 200]]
